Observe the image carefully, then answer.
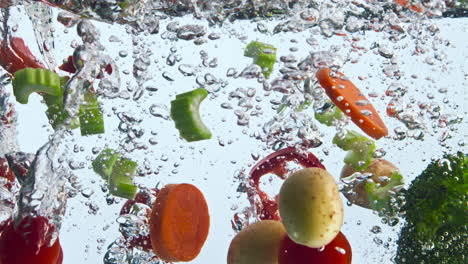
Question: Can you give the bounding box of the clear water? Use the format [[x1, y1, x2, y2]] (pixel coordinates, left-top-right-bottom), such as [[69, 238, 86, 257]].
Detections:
[[0, 0, 466, 263]]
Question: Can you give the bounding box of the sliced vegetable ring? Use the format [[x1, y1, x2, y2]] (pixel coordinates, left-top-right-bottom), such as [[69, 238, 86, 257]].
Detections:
[[171, 88, 212, 142]]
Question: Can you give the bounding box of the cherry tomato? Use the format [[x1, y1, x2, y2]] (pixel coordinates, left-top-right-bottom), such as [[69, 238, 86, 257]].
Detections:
[[0, 218, 62, 264], [278, 232, 352, 264]]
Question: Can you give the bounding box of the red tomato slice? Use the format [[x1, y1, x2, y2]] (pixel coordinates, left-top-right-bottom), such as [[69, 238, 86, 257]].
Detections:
[[0, 218, 62, 264], [278, 231, 352, 264]]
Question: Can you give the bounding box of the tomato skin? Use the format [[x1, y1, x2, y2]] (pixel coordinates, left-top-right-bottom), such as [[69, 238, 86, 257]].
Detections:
[[278, 232, 352, 264], [0, 219, 62, 264]]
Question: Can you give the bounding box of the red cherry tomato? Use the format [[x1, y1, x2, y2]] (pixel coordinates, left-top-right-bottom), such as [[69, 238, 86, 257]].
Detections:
[[278, 232, 352, 264], [0, 218, 62, 264]]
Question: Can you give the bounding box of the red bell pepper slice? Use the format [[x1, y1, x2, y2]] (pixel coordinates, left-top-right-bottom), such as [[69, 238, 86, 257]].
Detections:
[[248, 147, 325, 220], [59, 55, 112, 78], [0, 37, 46, 74]]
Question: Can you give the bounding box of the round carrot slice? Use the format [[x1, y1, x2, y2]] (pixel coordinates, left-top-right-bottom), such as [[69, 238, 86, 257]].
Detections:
[[149, 184, 210, 262], [316, 68, 388, 140]]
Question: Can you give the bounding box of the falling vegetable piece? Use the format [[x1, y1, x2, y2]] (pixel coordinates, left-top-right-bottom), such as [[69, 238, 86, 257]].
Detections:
[[227, 220, 286, 264], [340, 159, 403, 210], [244, 41, 277, 78], [316, 68, 388, 139], [149, 183, 210, 262], [0, 37, 46, 74], [278, 231, 352, 264], [92, 149, 138, 199], [279, 167, 344, 248], [92, 149, 120, 180], [314, 101, 344, 126], [333, 130, 376, 171], [0, 217, 63, 264], [171, 88, 212, 142], [366, 171, 404, 214], [78, 91, 105, 135], [248, 147, 326, 220], [108, 157, 138, 200], [12, 68, 61, 104], [42, 76, 79, 129]]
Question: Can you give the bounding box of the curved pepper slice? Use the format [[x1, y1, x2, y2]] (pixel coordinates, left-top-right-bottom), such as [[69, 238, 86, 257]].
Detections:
[[92, 148, 120, 180], [333, 130, 376, 171], [244, 41, 277, 78], [248, 147, 325, 220], [0, 37, 46, 74], [171, 88, 212, 142], [12, 68, 61, 104]]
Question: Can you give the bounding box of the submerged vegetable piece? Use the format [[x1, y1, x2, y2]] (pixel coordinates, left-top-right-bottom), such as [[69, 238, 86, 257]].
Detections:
[[333, 130, 376, 171], [149, 184, 210, 262], [108, 157, 138, 199], [227, 220, 286, 264], [249, 147, 326, 220], [42, 76, 80, 129], [279, 168, 344, 248], [316, 68, 388, 139], [0, 217, 62, 264], [278, 231, 352, 264], [366, 171, 403, 214], [92, 149, 138, 199], [341, 159, 403, 209], [396, 152, 467, 264], [314, 101, 343, 126], [171, 88, 212, 142], [92, 149, 120, 180], [0, 37, 46, 74], [12, 68, 61, 104], [78, 92, 104, 135], [244, 41, 277, 78]]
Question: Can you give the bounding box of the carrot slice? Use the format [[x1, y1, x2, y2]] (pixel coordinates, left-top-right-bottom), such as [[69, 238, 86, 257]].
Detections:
[[149, 184, 210, 262], [316, 68, 388, 139]]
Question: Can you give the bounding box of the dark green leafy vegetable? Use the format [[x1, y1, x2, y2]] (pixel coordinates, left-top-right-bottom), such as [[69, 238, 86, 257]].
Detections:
[[171, 88, 212, 142], [396, 152, 467, 264]]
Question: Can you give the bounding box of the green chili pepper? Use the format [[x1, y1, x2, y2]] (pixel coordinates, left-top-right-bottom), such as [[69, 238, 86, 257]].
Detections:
[[171, 88, 212, 142], [366, 171, 404, 214], [244, 41, 277, 78], [92, 149, 120, 180], [333, 130, 376, 171], [12, 68, 61, 104], [79, 91, 105, 136], [315, 102, 343, 126]]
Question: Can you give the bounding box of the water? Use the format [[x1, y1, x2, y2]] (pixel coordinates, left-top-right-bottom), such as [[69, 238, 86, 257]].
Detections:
[[0, 0, 466, 263]]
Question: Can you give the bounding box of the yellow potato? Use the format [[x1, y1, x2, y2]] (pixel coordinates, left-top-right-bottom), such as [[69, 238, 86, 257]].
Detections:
[[227, 220, 286, 264], [279, 167, 343, 248]]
